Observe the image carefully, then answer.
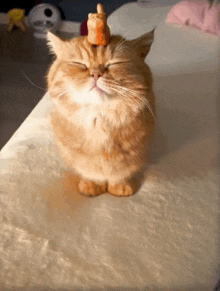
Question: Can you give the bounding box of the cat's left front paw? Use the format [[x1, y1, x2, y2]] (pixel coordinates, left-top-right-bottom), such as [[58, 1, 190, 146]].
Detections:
[[108, 182, 134, 197], [78, 179, 107, 196]]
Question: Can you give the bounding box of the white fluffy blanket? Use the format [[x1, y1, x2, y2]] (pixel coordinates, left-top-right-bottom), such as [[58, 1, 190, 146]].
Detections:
[[0, 3, 219, 291]]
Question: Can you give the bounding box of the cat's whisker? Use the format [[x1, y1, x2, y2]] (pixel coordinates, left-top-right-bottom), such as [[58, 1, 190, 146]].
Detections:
[[146, 103, 156, 122], [105, 86, 141, 100], [20, 70, 46, 91], [109, 84, 142, 101], [114, 36, 126, 51], [105, 82, 156, 122], [115, 36, 131, 52], [104, 81, 146, 96], [115, 29, 135, 52], [133, 96, 156, 122], [51, 89, 68, 100], [57, 90, 68, 98], [126, 95, 156, 122]]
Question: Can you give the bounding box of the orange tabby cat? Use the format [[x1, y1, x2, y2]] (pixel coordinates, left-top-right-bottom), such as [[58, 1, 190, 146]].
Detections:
[[47, 30, 156, 197]]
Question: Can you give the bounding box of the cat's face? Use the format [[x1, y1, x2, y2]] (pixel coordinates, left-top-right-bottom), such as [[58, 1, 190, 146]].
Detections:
[[47, 31, 154, 108]]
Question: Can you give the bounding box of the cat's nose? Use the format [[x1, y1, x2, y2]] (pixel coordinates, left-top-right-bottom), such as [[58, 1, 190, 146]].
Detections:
[[91, 72, 102, 82], [90, 68, 104, 81]]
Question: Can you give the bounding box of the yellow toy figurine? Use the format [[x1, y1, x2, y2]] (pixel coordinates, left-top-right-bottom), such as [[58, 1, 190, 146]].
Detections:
[[87, 3, 110, 46], [7, 8, 27, 32]]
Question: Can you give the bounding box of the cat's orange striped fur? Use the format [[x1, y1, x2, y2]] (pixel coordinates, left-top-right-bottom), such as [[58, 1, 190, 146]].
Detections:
[[47, 30, 156, 196]]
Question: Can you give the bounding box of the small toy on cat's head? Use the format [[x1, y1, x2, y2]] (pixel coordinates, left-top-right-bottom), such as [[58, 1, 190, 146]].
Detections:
[[87, 3, 110, 46]]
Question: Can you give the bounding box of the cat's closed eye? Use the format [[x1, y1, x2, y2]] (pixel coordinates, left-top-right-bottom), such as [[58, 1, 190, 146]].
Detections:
[[105, 61, 130, 69], [71, 62, 88, 70]]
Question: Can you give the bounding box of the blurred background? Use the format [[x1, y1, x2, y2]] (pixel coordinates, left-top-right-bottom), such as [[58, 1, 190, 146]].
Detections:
[[1, 0, 134, 22]]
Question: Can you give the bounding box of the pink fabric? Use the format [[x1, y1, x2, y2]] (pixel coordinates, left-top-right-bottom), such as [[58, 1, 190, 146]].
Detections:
[[166, 0, 220, 35]]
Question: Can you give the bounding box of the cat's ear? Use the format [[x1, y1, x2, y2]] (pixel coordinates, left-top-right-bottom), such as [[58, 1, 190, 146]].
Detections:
[[129, 28, 155, 60], [47, 31, 66, 57]]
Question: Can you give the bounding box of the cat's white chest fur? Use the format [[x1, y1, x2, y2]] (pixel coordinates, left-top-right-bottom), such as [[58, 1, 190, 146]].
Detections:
[[73, 106, 101, 127], [73, 105, 109, 150]]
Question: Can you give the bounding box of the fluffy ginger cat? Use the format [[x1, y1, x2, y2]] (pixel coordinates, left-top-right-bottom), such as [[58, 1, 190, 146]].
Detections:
[[47, 30, 156, 197]]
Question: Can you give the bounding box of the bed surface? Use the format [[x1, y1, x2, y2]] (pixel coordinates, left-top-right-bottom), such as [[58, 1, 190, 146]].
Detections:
[[0, 3, 219, 291]]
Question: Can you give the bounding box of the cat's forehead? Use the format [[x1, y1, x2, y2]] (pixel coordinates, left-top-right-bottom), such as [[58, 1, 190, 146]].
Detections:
[[70, 35, 129, 62]]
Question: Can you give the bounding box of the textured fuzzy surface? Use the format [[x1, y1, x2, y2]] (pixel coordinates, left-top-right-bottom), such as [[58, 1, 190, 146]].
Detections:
[[0, 3, 220, 291]]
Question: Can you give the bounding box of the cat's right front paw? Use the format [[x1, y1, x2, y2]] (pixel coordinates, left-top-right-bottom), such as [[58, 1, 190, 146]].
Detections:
[[78, 179, 107, 196]]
